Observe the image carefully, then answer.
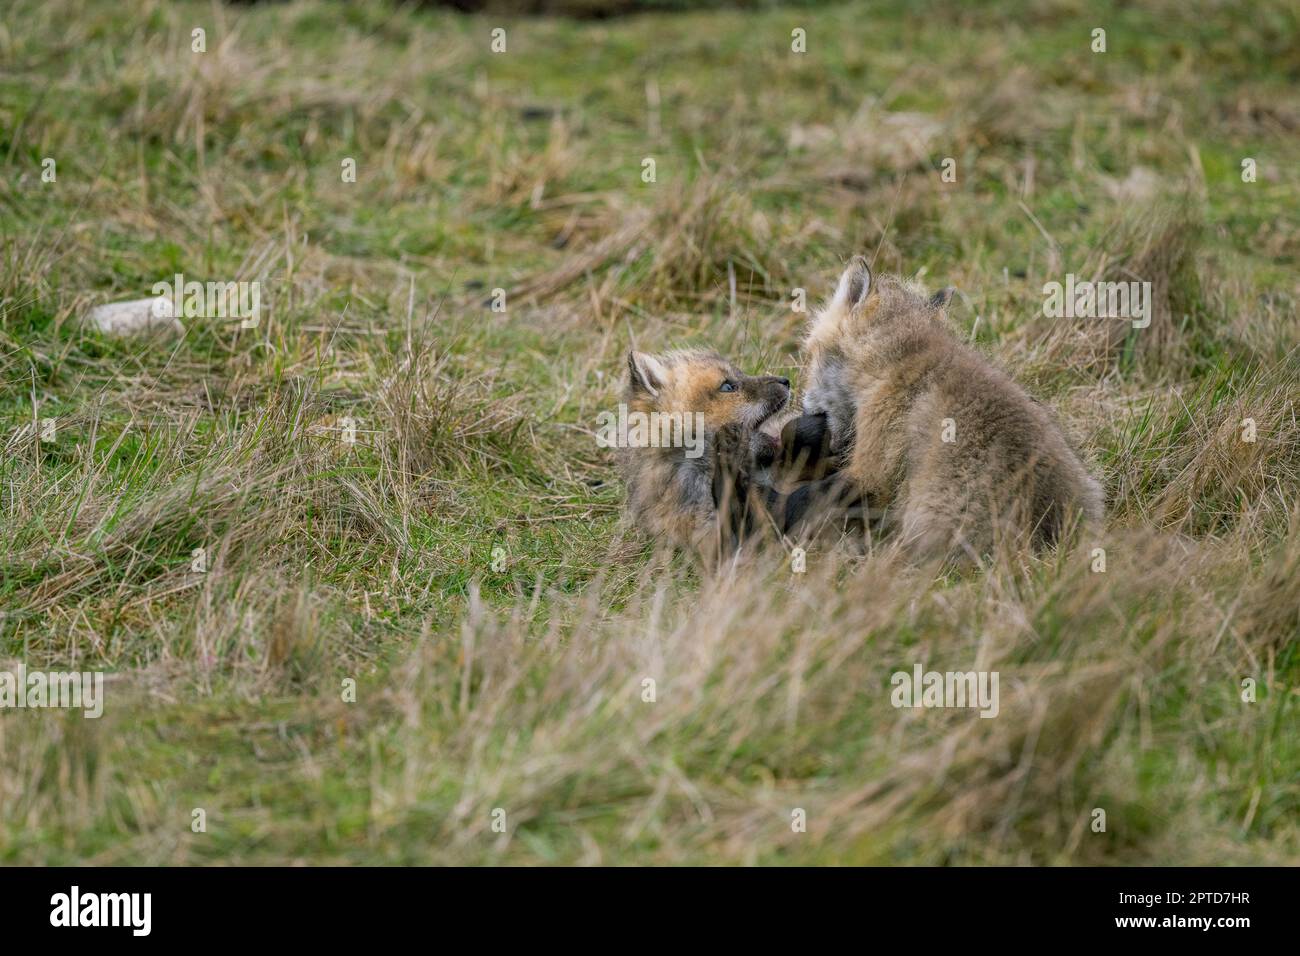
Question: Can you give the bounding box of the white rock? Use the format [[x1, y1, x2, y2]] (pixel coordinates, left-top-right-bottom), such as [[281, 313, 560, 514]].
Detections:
[[85, 297, 184, 336]]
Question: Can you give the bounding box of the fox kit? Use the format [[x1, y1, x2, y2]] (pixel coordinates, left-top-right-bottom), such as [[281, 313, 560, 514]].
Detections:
[[800, 257, 1104, 562], [617, 349, 792, 563]]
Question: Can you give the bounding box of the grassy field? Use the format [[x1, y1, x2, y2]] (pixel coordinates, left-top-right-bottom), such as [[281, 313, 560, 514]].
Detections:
[[1, 0, 1297, 865]]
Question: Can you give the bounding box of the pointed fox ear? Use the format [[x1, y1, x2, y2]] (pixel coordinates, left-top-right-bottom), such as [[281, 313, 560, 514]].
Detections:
[[628, 350, 668, 396], [929, 287, 955, 309], [831, 255, 873, 312]]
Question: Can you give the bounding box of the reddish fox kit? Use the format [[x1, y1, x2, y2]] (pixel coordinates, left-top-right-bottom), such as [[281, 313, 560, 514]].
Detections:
[[616, 349, 800, 563], [617, 349, 865, 563], [799, 256, 1104, 561]]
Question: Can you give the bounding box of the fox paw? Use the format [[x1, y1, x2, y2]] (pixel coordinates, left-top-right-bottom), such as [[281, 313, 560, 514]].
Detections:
[[712, 422, 752, 476]]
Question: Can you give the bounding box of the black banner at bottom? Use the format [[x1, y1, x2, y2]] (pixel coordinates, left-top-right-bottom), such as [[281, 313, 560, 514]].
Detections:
[[0, 866, 1279, 942]]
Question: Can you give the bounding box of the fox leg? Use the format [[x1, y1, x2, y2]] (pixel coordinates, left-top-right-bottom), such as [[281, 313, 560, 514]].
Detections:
[[713, 419, 872, 553], [778, 412, 837, 481], [714, 418, 869, 545], [764, 474, 865, 537], [710, 423, 760, 555]]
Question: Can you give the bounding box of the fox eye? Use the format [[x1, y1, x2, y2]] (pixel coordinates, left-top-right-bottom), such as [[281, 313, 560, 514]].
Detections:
[[719, 381, 738, 393]]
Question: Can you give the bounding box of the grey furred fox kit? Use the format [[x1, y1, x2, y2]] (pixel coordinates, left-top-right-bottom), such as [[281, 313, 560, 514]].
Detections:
[[799, 256, 1104, 561]]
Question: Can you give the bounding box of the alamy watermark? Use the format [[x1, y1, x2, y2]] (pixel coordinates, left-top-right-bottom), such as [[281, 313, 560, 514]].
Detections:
[[890, 664, 999, 718], [151, 273, 261, 328], [0, 665, 105, 718], [1043, 274, 1151, 328], [50, 886, 150, 936], [595, 403, 705, 458]]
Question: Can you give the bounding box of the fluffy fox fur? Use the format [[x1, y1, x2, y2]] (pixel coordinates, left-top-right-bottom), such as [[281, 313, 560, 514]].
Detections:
[[801, 256, 1104, 562], [617, 348, 791, 564]]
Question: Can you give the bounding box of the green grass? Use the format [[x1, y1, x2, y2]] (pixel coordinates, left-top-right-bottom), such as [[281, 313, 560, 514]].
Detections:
[[1, 0, 1297, 864]]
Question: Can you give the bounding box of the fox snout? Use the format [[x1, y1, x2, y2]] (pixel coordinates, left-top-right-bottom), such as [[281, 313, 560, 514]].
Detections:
[[747, 375, 791, 422]]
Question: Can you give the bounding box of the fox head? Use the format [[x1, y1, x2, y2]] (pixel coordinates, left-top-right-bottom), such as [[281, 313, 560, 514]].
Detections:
[[807, 256, 955, 351], [622, 348, 791, 459], [802, 256, 955, 453]]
